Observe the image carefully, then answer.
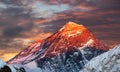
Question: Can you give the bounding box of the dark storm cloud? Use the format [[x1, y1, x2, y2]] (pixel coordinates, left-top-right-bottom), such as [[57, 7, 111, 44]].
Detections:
[[1, 20, 36, 38], [3, 26, 23, 37], [0, 0, 15, 4], [0, 0, 23, 5], [0, 0, 35, 38], [0, 6, 30, 18], [95, 0, 120, 9], [41, 0, 82, 5], [0, 11, 35, 37], [0, 0, 31, 19]]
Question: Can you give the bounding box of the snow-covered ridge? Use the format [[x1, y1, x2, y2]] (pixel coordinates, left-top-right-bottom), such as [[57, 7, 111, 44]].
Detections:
[[0, 60, 6, 69], [0, 60, 16, 72], [0, 45, 119, 72], [80, 45, 120, 72]]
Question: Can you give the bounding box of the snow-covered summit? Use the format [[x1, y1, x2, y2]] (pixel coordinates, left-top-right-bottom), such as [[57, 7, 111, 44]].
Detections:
[[6, 22, 110, 72], [59, 21, 85, 32], [8, 22, 108, 64]]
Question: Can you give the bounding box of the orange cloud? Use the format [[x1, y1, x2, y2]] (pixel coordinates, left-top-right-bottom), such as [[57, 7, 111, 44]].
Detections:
[[75, 5, 96, 11], [34, 19, 51, 25], [0, 49, 19, 62], [27, 32, 52, 41], [0, 52, 18, 62], [97, 10, 120, 15]]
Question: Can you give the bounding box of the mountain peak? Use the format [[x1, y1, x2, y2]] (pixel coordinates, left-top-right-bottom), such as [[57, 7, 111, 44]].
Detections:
[[65, 21, 81, 26], [60, 21, 86, 31], [59, 22, 88, 38], [8, 22, 109, 64]]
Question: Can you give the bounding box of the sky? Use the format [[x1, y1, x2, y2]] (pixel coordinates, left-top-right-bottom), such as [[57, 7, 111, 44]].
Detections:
[[0, 0, 120, 61]]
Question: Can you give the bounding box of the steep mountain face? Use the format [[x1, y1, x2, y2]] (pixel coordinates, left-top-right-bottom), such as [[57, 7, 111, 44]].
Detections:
[[8, 40, 44, 64], [80, 45, 120, 72], [8, 22, 109, 72]]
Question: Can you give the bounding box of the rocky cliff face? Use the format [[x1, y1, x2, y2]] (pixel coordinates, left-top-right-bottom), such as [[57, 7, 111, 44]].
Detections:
[[8, 22, 109, 72]]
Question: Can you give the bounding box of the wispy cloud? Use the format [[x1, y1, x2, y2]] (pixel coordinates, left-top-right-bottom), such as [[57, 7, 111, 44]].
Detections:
[[0, 2, 7, 9], [29, 2, 70, 18]]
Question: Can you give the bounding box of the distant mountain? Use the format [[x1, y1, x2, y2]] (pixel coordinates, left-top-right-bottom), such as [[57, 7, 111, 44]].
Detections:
[[8, 22, 109, 72], [80, 45, 120, 72]]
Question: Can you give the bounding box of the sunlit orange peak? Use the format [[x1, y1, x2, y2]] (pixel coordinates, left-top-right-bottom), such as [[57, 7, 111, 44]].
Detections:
[[60, 21, 86, 31], [59, 21, 87, 37], [7, 21, 109, 64]]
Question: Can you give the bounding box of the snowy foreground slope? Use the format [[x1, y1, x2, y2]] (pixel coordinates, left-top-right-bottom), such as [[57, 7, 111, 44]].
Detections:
[[0, 60, 16, 72], [0, 45, 119, 72], [80, 45, 120, 72]]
